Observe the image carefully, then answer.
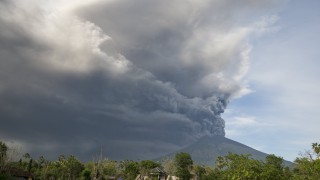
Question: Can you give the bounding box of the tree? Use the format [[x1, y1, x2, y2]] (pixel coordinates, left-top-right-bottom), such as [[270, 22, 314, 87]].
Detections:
[[139, 160, 160, 176], [120, 160, 139, 180], [202, 167, 221, 180], [36, 155, 50, 179], [43, 154, 84, 180], [215, 153, 263, 179], [81, 168, 91, 180], [65, 155, 84, 180], [193, 165, 206, 180], [260, 154, 287, 180], [102, 160, 118, 178], [0, 141, 9, 179], [82, 162, 95, 180], [174, 152, 193, 180], [19, 153, 34, 173], [0, 141, 8, 171], [162, 158, 175, 176], [294, 142, 320, 179], [312, 143, 320, 157]]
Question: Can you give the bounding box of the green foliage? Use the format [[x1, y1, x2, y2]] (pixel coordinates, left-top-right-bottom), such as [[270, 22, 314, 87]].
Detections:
[[194, 165, 206, 179], [0, 142, 8, 170], [174, 152, 193, 180], [312, 143, 320, 156], [14, 153, 35, 173], [120, 160, 139, 180], [176, 168, 191, 180], [212, 153, 292, 180], [215, 153, 263, 179], [260, 154, 288, 180], [202, 167, 221, 180], [65, 155, 85, 179], [103, 160, 118, 177], [82, 159, 120, 180], [293, 143, 320, 179], [139, 160, 160, 175], [1, 140, 320, 180], [81, 169, 91, 180], [37, 155, 84, 180], [0, 172, 10, 180], [174, 152, 193, 168]]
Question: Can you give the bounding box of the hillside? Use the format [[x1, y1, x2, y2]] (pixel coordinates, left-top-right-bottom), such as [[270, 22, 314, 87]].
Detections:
[[159, 136, 292, 166]]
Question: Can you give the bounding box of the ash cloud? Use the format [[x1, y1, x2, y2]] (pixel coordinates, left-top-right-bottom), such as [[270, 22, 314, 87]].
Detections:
[[0, 0, 278, 160]]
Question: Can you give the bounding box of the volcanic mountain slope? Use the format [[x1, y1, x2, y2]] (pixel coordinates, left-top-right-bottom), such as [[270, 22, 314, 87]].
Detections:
[[159, 136, 292, 166]]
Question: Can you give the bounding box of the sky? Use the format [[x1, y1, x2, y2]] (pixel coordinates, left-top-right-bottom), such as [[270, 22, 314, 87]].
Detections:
[[223, 0, 320, 161], [0, 0, 319, 162]]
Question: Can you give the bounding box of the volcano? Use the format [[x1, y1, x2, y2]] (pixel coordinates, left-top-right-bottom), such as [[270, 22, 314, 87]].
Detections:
[[159, 136, 292, 166]]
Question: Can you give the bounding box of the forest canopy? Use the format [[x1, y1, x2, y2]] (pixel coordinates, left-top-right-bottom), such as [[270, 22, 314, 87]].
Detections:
[[0, 141, 320, 179]]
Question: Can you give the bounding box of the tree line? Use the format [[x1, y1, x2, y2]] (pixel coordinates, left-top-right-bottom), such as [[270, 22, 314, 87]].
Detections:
[[0, 141, 320, 179]]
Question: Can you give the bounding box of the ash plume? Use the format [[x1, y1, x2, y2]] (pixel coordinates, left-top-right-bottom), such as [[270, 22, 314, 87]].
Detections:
[[0, 0, 277, 159]]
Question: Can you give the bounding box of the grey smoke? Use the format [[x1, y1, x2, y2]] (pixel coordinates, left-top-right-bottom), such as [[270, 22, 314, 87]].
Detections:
[[0, 0, 278, 160]]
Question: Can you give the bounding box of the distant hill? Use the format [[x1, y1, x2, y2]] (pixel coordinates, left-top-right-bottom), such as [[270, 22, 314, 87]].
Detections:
[[158, 136, 292, 166]]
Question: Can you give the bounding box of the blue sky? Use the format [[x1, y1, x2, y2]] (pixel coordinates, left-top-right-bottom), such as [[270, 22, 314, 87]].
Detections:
[[224, 0, 320, 161]]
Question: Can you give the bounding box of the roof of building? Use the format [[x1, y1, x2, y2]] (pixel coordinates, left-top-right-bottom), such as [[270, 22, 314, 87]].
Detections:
[[150, 167, 167, 174]]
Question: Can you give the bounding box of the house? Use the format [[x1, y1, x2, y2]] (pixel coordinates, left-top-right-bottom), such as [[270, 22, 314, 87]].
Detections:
[[135, 167, 200, 180], [165, 175, 179, 180], [136, 167, 167, 180], [149, 167, 167, 180], [166, 171, 200, 180], [108, 174, 125, 180]]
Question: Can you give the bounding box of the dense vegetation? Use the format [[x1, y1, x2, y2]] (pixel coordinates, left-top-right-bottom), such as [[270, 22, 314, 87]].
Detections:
[[0, 141, 320, 179]]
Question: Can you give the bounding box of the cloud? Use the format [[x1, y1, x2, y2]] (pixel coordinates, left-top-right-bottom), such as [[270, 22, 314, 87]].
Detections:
[[0, 0, 278, 160], [228, 116, 258, 127], [221, 0, 320, 161], [224, 113, 273, 137]]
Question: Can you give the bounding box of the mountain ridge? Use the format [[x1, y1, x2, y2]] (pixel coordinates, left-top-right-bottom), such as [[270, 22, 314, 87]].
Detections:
[[157, 136, 293, 166]]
